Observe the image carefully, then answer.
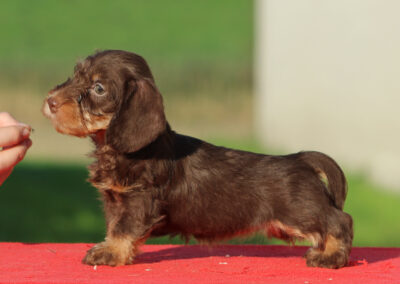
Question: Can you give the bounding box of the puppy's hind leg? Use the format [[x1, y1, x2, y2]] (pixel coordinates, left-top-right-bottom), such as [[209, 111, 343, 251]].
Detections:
[[305, 210, 353, 269]]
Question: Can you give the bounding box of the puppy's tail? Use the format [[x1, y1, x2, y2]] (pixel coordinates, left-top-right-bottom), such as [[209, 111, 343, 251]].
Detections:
[[299, 151, 347, 210]]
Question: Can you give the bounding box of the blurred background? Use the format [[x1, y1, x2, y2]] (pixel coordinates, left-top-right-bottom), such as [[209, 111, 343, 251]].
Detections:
[[0, 0, 399, 247]]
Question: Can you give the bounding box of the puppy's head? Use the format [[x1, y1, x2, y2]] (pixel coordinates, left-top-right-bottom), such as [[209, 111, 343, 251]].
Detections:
[[43, 50, 166, 153]]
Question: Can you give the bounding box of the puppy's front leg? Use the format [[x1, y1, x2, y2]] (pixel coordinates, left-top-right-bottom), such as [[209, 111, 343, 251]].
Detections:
[[82, 190, 150, 266]]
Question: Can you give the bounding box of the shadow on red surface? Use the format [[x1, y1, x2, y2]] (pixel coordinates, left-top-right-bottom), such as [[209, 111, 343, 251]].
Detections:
[[136, 244, 399, 266]]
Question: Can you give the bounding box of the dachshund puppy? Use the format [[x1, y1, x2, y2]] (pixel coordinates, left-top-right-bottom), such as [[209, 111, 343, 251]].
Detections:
[[42, 50, 353, 269]]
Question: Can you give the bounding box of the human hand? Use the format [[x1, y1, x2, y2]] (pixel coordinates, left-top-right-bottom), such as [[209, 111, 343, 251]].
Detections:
[[0, 112, 32, 186]]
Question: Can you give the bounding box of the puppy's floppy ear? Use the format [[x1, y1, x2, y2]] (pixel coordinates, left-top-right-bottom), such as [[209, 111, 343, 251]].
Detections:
[[106, 78, 166, 153]]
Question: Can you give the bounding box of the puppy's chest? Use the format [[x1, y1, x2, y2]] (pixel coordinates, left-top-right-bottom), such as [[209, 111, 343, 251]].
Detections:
[[88, 146, 146, 193]]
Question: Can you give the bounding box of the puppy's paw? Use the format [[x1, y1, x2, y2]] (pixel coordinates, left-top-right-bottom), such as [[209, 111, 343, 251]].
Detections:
[[82, 242, 133, 266], [305, 248, 348, 269]]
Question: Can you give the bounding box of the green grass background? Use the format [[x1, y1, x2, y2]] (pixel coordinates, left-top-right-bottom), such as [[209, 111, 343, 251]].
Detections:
[[0, 0, 253, 93], [0, 0, 399, 247]]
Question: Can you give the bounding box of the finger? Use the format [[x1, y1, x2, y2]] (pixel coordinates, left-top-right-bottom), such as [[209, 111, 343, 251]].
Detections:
[[0, 112, 20, 127], [0, 112, 30, 129], [0, 168, 13, 186], [0, 125, 31, 148], [0, 139, 32, 171]]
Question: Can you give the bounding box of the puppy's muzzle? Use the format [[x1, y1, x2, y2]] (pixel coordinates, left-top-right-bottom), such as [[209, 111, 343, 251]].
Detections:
[[47, 96, 60, 114]]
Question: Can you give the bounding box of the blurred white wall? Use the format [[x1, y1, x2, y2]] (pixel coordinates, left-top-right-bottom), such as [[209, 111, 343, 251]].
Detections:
[[255, 0, 400, 191]]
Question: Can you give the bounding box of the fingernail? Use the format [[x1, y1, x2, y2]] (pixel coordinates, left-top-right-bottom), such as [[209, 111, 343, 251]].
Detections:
[[22, 127, 31, 137]]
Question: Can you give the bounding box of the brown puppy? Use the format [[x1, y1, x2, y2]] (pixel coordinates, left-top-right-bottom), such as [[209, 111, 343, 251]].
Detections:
[[42, 50, 353, 269]]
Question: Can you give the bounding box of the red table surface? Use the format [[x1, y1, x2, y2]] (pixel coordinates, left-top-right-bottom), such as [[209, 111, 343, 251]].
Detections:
[[0, 243, 399, 283]]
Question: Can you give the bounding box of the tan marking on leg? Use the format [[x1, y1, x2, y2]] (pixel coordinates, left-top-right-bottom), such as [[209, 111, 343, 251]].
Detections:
[[104, 236, 135, 264], [305, 234, 349, 269], [323, 234, 343, 256], [266, 220, 321, 247], [83, 236, 136, 266]]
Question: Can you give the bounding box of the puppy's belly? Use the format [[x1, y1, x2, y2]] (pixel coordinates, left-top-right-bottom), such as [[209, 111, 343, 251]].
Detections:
[[150, 220, 259, 242], [152, 200, 271, 241]]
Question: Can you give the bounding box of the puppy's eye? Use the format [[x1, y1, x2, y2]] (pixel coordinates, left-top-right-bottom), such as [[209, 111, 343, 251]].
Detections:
[[93, 83, 105, 95]]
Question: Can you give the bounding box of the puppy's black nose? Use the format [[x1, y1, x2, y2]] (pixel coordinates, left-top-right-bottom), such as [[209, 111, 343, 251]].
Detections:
[[47, 97, 59, 113]]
